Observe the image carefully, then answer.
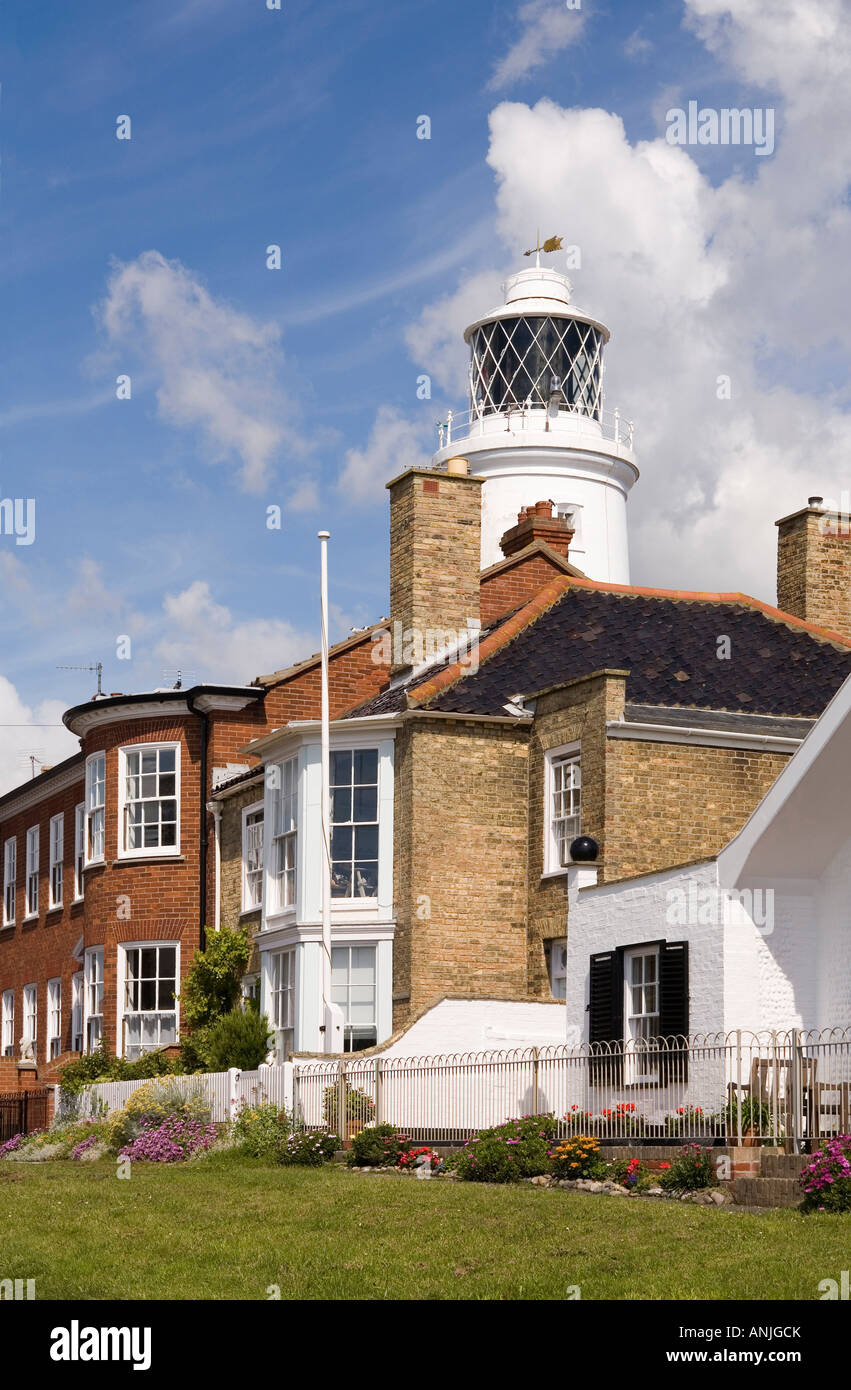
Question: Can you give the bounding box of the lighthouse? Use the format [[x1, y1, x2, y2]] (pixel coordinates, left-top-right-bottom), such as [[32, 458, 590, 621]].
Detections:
[[430, 257, 638, 582]]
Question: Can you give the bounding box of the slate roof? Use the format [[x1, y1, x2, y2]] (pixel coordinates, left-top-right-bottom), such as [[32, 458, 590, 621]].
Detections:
[[347, 579, 851, 722]]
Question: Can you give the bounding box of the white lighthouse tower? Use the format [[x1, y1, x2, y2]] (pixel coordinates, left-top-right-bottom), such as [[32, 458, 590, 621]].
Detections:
[[430, 258, 638, 582]]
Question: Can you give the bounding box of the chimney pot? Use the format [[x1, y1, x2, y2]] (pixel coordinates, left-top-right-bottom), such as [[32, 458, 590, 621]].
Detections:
[[446, 456, 470, 476], [808, 496, 824, 507]]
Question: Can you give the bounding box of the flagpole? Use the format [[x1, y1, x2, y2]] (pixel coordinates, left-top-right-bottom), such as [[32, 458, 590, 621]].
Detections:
[[318, 530, 333, 1052]]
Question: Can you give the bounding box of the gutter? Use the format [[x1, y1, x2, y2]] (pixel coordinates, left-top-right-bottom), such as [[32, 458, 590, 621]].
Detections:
[[606, 717, 804, 754]]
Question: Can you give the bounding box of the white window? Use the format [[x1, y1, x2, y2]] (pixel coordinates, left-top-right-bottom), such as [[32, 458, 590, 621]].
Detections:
[[84, 947, 104, 1052], [23, 983, 37, 1046], [120, 744, 179, 856], [122, 944, 178, 1059], [71, 971, 83, 1052], [25, 826, 39, 917], [242, 804, 264, 911], [74, 804, 85, 899], [545, 747, 581, 871], [47, 977, 62, 1060], [270, 949, 295, 1058], [85, 753, 106, 863], [1, 990, 14, 1057], [331, 945, 377, 1052], [624, 946, 660, 1083], [330, 749, 379, 899], [271, 758, 297, 909], [550, 938, 567, 1000], [241, 973, 260, 1009], [49, 814, 64, 909], [3, 838, 15, 925]]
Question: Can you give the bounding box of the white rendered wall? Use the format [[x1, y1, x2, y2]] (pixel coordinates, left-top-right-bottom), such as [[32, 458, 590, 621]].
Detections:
[[379, 998, 566, 1058], [816, 832, 851, 1028]]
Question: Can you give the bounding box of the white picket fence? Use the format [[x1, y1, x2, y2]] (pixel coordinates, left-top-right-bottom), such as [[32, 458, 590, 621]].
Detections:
[[66, 1027, 851, 1146]]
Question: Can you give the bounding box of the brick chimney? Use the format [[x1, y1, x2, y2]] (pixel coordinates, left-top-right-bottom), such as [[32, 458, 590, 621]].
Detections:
[[386, 464, 483, 674], [499, 500, 575, 561], [776, 497, 851, 640]]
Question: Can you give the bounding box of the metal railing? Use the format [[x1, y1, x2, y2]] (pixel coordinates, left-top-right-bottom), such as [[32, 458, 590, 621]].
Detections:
[[435, 403, 635, 452], [68, 1028, 851, 1149]]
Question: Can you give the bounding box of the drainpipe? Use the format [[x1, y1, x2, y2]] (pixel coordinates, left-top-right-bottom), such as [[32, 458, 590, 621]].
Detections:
[[208, 800, 222, 932], [186, 692, 209, 952]]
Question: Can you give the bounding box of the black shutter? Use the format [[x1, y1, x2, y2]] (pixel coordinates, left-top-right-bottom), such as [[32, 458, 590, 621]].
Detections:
[[658, 940, 689, 1084], [589, 950, 623, 1085]]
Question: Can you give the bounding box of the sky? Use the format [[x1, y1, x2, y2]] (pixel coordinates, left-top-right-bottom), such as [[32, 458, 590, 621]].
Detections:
[[0, 0, 849, 792]]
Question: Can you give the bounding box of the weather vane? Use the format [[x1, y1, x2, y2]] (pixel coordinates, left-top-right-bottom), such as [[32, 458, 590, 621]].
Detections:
[[523, 233, 563, 258]]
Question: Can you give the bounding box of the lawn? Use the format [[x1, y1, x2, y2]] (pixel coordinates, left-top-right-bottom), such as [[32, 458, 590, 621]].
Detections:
[[1, 1153, 847, 1301]]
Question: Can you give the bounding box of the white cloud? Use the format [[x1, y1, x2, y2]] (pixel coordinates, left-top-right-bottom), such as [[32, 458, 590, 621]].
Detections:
[[407, 0, 851, 599], [96, 250, 303, 493], [156, 581, 314, 684], [624, 29, 653, 59], [337, 406, 432, 505], [488, 0, 586, 90], [0, 678, 79, 797]]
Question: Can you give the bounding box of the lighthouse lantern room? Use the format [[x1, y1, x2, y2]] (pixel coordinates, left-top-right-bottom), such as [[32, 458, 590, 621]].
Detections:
[[430, 253, 639, 583]]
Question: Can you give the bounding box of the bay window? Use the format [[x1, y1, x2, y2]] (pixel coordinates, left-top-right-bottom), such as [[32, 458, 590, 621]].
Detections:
[[85, 753, 105, 863], [331, 945, 377, 1051], [270, 949, 294, 1058], [271, 758, 297, 909], [49, 814, 64, 909], [3, 837, 15, 925], [242, 804, 264, 911], [120, 744, 179, 855], [1, 990, 14, 1057], [25, 826, 39, 917], [47, 977, 62, 1060], [330, 749, 378, 898], [84, 947, 104, 1051], [122, 944, 177, 1058]]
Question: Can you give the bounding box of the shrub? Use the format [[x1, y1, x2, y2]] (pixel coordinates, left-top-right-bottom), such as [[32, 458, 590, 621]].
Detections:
[[277, 1129, 339, 1166], [232, 1101, 292, 1159], [664, 1106, 706, 1136], [178, 928, 252, 1069], [800, 1135, 851, 1213], [58, 1043, 125, 1095], [0, 1133, 23, 1157], [456, 1114, 557, 1184], [563, 1106, 597, 1135], [106, 1078, 213, 1152], [202, 1008, 274, 1072], [348, 1123, 408, 1168], [398, 1146, 442, 1172], [119, 1114, 218, 1163], [550, 1135, 606, 1180], [659, 1143, 717, 1192], [598, 1102, 643, 1136]]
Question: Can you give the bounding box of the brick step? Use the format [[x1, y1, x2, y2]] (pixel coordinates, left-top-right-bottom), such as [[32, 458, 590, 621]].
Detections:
[[732, 1176, 801, 1208], [760, 1153, 807, 1178]]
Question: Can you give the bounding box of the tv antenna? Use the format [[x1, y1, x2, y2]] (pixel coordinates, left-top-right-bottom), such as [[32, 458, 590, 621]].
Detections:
[[161, 669, 197, 691], [17, 749, 45, 780], [57, 662, 104, 698]]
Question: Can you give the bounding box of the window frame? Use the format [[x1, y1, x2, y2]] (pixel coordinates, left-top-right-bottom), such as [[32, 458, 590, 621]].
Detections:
[[117, 742, 181, 860], [83, 947, 104, 1053], [47, 976, 62, 1060], [549, 937, 568, 1000], [331, 943, 378, 1052], [623, 944, 660, 1084], [49, 813, 64, 910], [544, 743, 581, 874], [241, 801, 265, 913], [85, 752, 106, 866], [22, 983, 37, 1045], [71, 971, 83, 1053], [73, 803, 85, 901], [269, 948, 295, 1058], [118, 940, 180, 1059], [3, 837, 15, 926], [329, 748, 379, 902], [1, 989, 14, 1057], [270, 757, 297, 911], [24, 825, 39, 918]]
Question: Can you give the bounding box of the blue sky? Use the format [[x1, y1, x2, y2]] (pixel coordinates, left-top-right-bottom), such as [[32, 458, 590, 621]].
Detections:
[[1, 0, 849, 788]]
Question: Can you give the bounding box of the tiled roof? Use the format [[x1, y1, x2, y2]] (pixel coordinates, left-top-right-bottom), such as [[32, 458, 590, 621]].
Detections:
[[348, 580, 851, 721]]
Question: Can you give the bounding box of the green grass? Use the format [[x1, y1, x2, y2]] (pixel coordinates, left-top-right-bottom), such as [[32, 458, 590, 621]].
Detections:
[[1, 1153, 847, 1300]]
